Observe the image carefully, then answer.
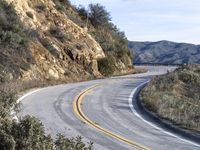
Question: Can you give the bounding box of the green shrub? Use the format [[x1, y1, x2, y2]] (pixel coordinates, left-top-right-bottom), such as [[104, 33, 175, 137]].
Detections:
[[36, 4, 46, 12], [88, 4, 111, 27], [0, 1, 35, 49], [178, 70, 200, 85], [65, 32, 74, 41], [40, 38, 55, 52], [49, 26, 72, 42], [0, 88, 17, 119], [77, 6, 88, 20], [0, 130, 15, 150], [1, 31, 28, 46], [12, 116, 53, 150], [0, 65, 9, 83], [26, 11, 33, 19], [76, 43, 84, 50], [55, 4, 65, 12], [40, 38, 61, 58], [58, 0, 71, 7], [0, 13, 7, 27], [55, 134, 93, 150], [18, 60, 30, 71], [97, 55, 115, 76]]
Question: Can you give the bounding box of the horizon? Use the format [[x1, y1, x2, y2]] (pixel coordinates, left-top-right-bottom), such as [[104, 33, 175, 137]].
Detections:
[[129, 40, 200, 45], [70, 0, 200, 45]]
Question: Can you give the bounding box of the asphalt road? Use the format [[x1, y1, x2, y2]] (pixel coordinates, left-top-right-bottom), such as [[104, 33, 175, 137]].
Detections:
[[20, 66, 200, 150]]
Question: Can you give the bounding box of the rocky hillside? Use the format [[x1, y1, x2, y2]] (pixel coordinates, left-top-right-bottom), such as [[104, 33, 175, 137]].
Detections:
[[129, 40, 200, 65], [0, 0, 132, 84]]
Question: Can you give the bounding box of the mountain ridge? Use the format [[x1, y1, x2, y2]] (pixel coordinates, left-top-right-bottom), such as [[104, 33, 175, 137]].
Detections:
[[129, 40, 200, 64]]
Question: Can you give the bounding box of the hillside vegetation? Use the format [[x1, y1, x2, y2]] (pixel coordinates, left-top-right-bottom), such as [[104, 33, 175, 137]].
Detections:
[[141, 64, 200, 132], [76, 4, 133, 76], [129, 40, 200, 64], [0, 0, 132, 85]]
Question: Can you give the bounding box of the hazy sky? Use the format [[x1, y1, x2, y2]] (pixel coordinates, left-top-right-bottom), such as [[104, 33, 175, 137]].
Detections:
[[70, 0, 200, 44]]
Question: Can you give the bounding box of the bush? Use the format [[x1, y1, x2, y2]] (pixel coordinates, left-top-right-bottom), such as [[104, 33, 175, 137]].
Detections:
[[40, 38, 55, 52], [0, 65, 9, 83], [12, 116, 53, 150], [55, 3, 65, 12], [88, 3, 111, 27], [49, 26, 72, 42], [0, 130, 15, 150], [77, 6, 88, 20], [5, 115, 93, 150], [0, 13, 7, 27], [36, 4, 46, 12], [40, 38, 61, 58], [0, 0, 36, 49], [0, 88, 17, 119], [97, 55, 115, 76], [178, 70, 200, 85], [26, 11, 33, 19], [65, 32, 74, 41], [55, 134, 93, 150], [58, 0, 71, 7], [76, 43, 84, 50]]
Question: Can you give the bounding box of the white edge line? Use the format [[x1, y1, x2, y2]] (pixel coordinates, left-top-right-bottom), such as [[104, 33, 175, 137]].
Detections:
[[17, 88, 44, 103], [12, 88, 45, 122], [128, 81, 200, 147]]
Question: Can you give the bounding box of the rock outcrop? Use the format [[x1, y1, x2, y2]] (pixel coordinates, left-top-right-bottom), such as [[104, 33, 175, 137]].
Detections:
[[0, 0, 133, 84], [2, 0, 105, 81]]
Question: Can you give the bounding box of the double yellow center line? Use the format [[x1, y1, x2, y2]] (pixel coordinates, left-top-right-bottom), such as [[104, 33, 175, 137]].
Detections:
[[73, 84, 150, 150]]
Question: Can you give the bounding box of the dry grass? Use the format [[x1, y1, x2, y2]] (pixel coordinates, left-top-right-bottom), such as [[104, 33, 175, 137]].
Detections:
[[0, 79, 67, 94]]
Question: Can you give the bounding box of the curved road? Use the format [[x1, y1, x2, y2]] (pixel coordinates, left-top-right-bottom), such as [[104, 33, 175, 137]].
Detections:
[[20, 66, 200, 150]]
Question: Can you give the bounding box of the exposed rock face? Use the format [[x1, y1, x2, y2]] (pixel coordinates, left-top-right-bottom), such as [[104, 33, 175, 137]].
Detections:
[[4, 0, 105, 81]]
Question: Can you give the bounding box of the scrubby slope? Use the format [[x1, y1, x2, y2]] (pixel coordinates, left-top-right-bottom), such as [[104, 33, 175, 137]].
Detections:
[[141, 64, 200, 132]]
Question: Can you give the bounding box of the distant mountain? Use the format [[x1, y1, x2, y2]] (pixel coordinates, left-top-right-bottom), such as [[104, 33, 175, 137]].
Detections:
[[129, 40, 200, 64]]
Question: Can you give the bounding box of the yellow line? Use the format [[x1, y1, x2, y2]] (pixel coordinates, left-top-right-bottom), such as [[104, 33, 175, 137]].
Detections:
[[73, 85, 151, 150]]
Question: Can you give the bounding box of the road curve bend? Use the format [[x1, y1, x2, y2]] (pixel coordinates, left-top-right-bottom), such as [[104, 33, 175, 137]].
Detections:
[[20, 66, 200, 150]]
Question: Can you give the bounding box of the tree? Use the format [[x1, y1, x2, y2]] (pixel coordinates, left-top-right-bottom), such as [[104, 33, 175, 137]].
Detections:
[[55, 134, 93, 150], [58, 0, 71, 7], [88, 3, 111, 27], [0, 88, 17, 119], [55, 134, 73, 150], [77, 5, 88, 20], [97, 55, 115, 76], [12, 115, 53, 150]]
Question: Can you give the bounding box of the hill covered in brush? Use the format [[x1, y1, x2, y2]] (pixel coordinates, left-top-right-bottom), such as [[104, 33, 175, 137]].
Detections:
[[129, 40, 200, 65]]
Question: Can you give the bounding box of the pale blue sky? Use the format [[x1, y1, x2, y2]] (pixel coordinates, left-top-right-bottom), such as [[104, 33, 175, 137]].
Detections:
[[70, 0, 200, 44]]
